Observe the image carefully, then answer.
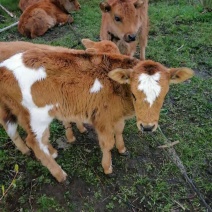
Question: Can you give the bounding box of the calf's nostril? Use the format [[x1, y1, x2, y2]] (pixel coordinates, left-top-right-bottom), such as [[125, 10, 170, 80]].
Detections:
[[140, 124, 155, 132], [128, 34, 136, 41]]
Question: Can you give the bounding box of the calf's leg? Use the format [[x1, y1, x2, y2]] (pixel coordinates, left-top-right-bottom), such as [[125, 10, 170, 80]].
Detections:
[[0, 105, 30, 154], [114, 120, 129, 156], [96, 126, 115, 175]]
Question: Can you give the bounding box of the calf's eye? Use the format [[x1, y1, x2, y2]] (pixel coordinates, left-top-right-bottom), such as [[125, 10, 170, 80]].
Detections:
[[114, 16, 121, 22]]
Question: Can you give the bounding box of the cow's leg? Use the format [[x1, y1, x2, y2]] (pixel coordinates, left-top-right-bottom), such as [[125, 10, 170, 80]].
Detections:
[[63, 121, 87, 142], [76, 121, 87, 133], [42, 127, 58, 159], [128, 42, 137, 58], [63, 121, 76, 143], [57, 13, 73, 25], [26, 132, 67, 182], [96, 127, 115, 175], [0, 106, 30, 154], [114, 120, 128, 156], [139, 23, 148, 60]]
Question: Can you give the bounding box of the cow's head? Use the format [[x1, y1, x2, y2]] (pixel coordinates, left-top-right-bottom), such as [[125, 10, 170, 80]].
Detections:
[[82, 39, 120, 54], [58, 0, 81, 12], [100, 0, 144, 42], [108, 60, 194, 132]]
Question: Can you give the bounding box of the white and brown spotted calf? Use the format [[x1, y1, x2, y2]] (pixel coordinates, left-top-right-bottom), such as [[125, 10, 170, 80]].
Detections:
[[100, 0, 149, 60], [0, 49, 193, 182], [0, 39, 120, 154]]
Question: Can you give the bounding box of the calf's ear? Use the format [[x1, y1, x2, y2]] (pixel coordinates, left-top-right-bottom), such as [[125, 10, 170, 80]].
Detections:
[[134, 0, 144, 8], [85, 48, 97, 54], [81, 39, 95, 48], [100, 2, 111, 12], [168, 68, 194, 84], [108, 68, 132, 84]]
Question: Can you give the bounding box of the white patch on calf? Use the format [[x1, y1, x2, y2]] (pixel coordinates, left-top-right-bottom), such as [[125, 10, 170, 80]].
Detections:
[[6, 122, 17, 138], [138, 73, 161, 106], [90, 78, 103, 93], [0, 53, 53, 155]]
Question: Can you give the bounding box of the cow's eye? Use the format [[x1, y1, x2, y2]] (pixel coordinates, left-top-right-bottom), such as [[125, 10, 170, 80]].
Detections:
[[114, 16, 121, 22], [132, 93, 136, 101]]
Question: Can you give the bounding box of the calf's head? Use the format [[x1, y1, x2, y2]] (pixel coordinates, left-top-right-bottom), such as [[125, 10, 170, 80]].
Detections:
[[57, 0, 81, 12], [100, 0, 144, 42], [109, 60, 194, 132]]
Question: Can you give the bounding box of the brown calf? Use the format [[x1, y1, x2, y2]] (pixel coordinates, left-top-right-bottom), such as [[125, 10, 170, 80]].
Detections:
[[18, 0, 81, 38], [0, 49, 193, 181], [100, 0, 149, 60]]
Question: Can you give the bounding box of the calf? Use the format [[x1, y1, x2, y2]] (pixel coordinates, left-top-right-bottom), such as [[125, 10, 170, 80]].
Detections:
[[0, 49, 193, 181], [100, 0, 149, 60], [0, 39, 120, 155], [18, 0, 81, 38]]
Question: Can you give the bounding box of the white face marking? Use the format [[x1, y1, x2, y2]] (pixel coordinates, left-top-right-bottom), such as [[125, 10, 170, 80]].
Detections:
[[6, 122, 17, 138], [0, 53, 53, 155], [138, 73, 161, 107], [90, 78, 103, 93]]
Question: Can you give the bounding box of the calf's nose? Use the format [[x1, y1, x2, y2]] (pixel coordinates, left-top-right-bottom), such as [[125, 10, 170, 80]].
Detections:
[[128, 34, 136, 42], [140, 124, 155, 132]]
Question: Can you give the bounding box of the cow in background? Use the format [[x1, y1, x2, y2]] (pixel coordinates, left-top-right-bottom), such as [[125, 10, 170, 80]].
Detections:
[[0, 47, 193, 181], [18, 0, 81, 38], [100, 0, 149, 60]]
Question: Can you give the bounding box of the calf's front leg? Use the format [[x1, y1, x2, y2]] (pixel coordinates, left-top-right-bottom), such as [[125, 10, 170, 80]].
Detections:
[[96, 127, 115, 175]]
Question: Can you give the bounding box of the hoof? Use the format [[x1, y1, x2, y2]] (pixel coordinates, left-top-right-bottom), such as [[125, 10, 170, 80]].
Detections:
[[22, 147, 31, 155], [52, 152, 58, 159], [119, 150, 130, 157], [80, 128, 87, 134], [67, 136, 76, 143], [56, 170, 67, 182], [106, 173, 116, 178]]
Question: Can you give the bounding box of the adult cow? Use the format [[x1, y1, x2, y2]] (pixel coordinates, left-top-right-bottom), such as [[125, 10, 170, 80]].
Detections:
[[100, 0, 149, 60], [0, 49, 193, 182], [0, 39, 120, 155], [18, 0, 81, 38]]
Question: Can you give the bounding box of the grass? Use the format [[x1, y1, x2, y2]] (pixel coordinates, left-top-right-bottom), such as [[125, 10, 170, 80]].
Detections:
[[0, 0, 212, 211]]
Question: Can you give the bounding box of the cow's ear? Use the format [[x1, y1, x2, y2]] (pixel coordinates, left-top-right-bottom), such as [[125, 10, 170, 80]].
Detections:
[[81, 39, 95, 48], [100, 2, 111, 12], [168, 67, 194, 84], [85, 48, 97, 54], [134, 0, 144, 8], [108, 68, 132, 84]]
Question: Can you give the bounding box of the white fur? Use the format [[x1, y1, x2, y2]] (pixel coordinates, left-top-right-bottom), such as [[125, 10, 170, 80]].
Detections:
[[52, 152, 58, 159], [6, 122, 17, 138], [90, 78, 103, 93], [0, 53, 53, 155], [138, 73, 161, 106]]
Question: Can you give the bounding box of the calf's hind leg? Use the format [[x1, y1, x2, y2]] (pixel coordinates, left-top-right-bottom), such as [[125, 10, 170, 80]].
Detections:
[[0, 105, 30, 154], [26, 133, 67, 182]]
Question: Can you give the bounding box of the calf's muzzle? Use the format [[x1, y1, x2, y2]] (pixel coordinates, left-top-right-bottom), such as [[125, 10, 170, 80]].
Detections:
[[140, 124, 155, 132]]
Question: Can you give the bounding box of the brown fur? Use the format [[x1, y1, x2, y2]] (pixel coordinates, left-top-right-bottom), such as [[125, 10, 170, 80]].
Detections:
[[0, 49, 193, 181], [100, 0, 149, 60], [18, 0, 80, 38]]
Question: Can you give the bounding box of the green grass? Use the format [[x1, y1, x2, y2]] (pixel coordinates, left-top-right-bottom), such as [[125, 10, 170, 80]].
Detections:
[[0, 0, 212, 211]]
